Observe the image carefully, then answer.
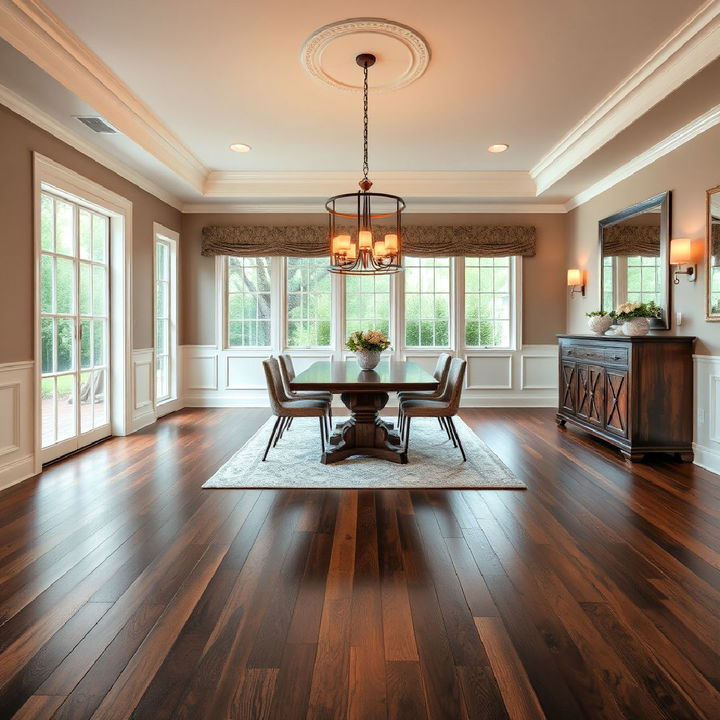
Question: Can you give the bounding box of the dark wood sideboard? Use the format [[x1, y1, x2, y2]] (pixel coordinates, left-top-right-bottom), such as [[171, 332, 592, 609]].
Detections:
[[556, 334, 695, 462]]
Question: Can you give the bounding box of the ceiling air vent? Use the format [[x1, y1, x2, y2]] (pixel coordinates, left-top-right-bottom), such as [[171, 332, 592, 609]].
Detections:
[[74, 116, 118, 134]]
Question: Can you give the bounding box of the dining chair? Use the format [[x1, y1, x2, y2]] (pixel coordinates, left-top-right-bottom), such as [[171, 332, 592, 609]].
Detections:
[[279, 354, 333, 430], [395, 352, 451, 427], [399, 357, 468, 461], [262, 357, 329, 461]]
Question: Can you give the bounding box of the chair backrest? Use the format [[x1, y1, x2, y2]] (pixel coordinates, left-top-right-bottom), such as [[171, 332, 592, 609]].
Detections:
[[263, 357, 288, 414], [279, 354, 296, 382], [433, 353, 452, 393], [444, 357, 467, 411]]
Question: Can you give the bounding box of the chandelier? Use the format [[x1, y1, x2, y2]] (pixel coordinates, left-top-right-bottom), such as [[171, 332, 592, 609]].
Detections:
[[327, 53, 404, 275]]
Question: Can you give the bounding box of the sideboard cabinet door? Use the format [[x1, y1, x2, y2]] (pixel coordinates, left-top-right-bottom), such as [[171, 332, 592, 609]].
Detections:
[[604, 369, 629, 438]]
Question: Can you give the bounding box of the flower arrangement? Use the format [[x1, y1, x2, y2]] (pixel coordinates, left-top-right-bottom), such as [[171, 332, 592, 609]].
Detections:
[[586, 310, 611, 318], [345, 329, 391, 353], [614, 301, 661, 323]]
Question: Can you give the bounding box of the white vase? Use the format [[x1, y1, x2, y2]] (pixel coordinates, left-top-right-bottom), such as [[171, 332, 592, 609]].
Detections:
[[621, 317, 650, 336], [587, 315, 613, 335], [355, 349, 381, 370]]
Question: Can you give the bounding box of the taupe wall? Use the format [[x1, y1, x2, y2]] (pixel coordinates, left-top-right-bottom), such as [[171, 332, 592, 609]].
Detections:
[[181, 212, 567, 346], [565, 123, 720, 355], [0, 104, 182, 363]]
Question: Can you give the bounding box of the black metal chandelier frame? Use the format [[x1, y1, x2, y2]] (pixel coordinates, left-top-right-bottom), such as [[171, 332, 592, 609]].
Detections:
[[327, 53, 405, 275]]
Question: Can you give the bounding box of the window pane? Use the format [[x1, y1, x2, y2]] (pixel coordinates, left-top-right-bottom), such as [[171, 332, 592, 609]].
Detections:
[[55, 200, 74, 256], [80, 319, 92, 369], [55, 374, 75, 441], [92, 214, 107, 262], [79, 209, 92, 260], [55, 257, 75, 314], [345, 272, 391, 338], [286, 258, 331, 347], [465, 257, 513, 348], [41, 195, 54, 252], [92, 266, 107, 315], [56, 319, 74, 372], [227, 257, 272, 347], [40, 255, 54, 313], [79, 262, 91, 315], [404, 257, 451, 347], [41, 318, 54, 374], [41, 377, 55, 447], [93, 319, 105, 366]]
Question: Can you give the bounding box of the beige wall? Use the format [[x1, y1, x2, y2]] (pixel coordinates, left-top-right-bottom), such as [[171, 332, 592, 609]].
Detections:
[[0, 104, 181, 363], [181, 212, 567, 346], [565, 123, 720, 356]]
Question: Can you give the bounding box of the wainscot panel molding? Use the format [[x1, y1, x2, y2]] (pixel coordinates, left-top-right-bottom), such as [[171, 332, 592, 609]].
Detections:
[[0, 361, 35, 490], [131, 349, 157, 432], [693, 354, 720, 474], [181, 345, 558, 408]]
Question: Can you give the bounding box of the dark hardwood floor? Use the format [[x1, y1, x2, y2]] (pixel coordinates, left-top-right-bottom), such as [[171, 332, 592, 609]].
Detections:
[[0, 407, 718, 720]]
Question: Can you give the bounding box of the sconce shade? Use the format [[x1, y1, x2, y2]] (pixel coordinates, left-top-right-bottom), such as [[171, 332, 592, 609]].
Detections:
[[567, 268, 583, 286], [670, 238, 692, 265]]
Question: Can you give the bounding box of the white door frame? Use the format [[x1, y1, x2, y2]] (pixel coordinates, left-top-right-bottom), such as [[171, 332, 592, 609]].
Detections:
[[33, 153, 133, 472]]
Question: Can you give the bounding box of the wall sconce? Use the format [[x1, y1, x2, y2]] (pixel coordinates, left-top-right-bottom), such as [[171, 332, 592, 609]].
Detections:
[[567, 268, 585, 297], [670, 238, 696, 284]]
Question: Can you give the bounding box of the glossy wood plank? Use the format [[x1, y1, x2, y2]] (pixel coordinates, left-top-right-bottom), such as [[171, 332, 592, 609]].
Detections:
[[0, 407, 717, 720]]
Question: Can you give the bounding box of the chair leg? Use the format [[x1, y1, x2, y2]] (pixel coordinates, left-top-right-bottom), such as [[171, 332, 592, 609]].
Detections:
[[440, 416, 456, 446], [397, 406, 402, 428], [447, 417, 466, 462], [329, 406, 333, 431], [263, 416, 282, 461], [319, 416, 326, 454], [287, 417, 294, 431], [274, 416, 288, 447], [404, 416, 412, 452]]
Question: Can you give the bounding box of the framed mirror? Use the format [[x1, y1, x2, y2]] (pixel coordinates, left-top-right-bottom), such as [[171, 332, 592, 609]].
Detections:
[[706, 185, 720, 321], [599, 191, 670, 329]]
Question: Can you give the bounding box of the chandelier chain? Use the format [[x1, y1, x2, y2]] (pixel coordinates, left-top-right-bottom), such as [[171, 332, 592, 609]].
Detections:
[[362, 62, 369, 182]]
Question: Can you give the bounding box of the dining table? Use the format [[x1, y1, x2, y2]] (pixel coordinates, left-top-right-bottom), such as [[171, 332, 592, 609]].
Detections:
[[290, 359, 438, 464]]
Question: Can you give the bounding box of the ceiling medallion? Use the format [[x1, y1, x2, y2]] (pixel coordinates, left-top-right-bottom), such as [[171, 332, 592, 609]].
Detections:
[[301, 18, 430, 93], [326, 53, 404, 276]]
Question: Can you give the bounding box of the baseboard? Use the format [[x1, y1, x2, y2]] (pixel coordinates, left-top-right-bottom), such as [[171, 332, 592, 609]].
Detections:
[[0, 454, 36, 492], [131, 407, 157, 432], [692, 441, 720, 475]]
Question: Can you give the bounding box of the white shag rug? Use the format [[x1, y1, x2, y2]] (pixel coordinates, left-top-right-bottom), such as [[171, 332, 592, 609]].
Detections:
[[203, 416, 524, 490]]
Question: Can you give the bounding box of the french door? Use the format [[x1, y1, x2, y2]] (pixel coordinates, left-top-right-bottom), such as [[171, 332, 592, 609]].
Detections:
[[40, 191, 111, 462]]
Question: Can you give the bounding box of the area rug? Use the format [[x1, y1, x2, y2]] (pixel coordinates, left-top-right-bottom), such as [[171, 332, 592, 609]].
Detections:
[[203, 416, 524, 489]]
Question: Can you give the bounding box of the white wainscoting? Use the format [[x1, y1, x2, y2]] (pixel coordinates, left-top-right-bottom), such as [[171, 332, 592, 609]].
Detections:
[[693, 355, 720, 474], [131, 348, 157, 431], [182, 345, 558, 408], [0, 361, 36, 490]]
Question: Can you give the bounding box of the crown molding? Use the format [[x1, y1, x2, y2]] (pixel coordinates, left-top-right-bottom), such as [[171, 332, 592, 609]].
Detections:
[[182, 200, 567, 214], [0, 82, 183, 209], [203, 170, 537, 198], [0, 0, 207, 191], [565, 102, 720, 211], [532, 0, 720, 195]]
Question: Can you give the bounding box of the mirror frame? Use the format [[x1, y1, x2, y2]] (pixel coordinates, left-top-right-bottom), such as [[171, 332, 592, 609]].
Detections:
[[706, 184, 720, 322], [598, 190, 671, 330]]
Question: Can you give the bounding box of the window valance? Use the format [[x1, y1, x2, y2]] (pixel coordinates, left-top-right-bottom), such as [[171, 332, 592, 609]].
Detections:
[[201, 224, 536, 258], [602, 225, 660, 257]]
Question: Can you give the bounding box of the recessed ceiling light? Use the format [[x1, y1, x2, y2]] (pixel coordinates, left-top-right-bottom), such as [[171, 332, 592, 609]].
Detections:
[[230, 143, 252, 153], [488, 143, 509, 153]]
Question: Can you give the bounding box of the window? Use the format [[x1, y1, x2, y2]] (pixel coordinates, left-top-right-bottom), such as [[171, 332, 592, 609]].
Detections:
[[220, 254, 519, 355], [602, 256, 615, 311], [154, 226, 178, 405], [464, 257, 512, 348], [404, 257, 451, 346], [626, 256, 661, 305], [345, 273, 391, 337], [227, 256, 272, 347], [286, 257, 331, 346]]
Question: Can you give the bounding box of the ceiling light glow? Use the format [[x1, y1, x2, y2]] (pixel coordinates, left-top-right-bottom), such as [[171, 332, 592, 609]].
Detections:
[[488, 143, 509, 153], [230, 143, 252, 153]]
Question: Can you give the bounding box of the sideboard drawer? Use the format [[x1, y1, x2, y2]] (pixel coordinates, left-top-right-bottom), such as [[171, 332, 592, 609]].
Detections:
[[561, 343, 629, 367], [561, 345, 605, 363]]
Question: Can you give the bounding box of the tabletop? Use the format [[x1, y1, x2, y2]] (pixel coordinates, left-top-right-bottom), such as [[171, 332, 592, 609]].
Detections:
[[290, 360, 438, 393]]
